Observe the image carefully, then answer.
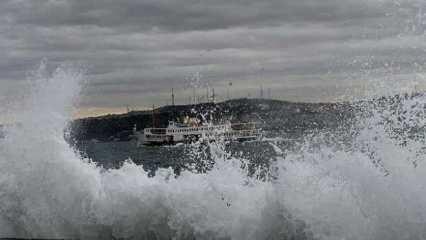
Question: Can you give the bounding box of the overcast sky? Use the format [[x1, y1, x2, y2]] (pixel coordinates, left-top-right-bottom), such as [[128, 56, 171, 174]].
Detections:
[[1, 0, 426, 116]]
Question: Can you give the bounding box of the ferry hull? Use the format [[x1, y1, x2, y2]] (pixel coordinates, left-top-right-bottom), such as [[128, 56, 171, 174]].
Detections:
[[142, 134, 261, 146], [138, 121, 261, 147]]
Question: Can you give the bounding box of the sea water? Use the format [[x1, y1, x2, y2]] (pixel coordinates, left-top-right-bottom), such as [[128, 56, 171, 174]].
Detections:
[[0, 63, 426, 240]]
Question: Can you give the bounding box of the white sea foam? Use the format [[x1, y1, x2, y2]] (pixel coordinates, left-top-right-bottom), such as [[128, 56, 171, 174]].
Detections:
[[0, 64, 425, 239]]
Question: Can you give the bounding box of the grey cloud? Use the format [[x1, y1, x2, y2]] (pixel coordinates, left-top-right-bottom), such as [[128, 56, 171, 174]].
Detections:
[[3, 0, 389, 31], [1, 0, 426, 112]]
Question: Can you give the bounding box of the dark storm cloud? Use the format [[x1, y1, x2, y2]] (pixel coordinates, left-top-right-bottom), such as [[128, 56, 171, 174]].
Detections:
[[0, 0, 426, 114], [3, 0, 386, 31]]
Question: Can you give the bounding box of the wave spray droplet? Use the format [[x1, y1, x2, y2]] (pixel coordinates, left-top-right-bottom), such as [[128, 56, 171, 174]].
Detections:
[[1, 63, 426, 240]]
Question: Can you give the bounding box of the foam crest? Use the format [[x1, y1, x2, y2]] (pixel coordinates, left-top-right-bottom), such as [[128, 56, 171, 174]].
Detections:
[[0, 64, 306, 239], [271, 94, 426, 239], [1, 63, 426, 240]]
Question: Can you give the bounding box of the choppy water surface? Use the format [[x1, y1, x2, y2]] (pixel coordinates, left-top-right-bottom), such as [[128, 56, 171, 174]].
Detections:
[[0, 64, 426, 240], [78, 138, 296, 178]]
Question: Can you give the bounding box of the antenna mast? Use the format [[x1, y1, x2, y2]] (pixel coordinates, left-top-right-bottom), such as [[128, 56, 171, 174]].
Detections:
[[212, 88, 216, 103], [227, 82, 232, 100], [152, 104, 155, 127], [171, 88, 175, 106], [192, 87, 196, 104]]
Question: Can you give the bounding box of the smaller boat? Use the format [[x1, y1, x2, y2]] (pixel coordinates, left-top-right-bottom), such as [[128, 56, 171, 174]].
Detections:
[[136, 120, 262, 146]]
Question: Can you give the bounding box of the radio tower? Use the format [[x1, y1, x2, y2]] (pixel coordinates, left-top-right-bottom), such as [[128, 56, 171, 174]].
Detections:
[[171, 88, 175, 106], [171, 88, 176, 120], [211, 88, 216, 103], [152, 104, 156, 127]]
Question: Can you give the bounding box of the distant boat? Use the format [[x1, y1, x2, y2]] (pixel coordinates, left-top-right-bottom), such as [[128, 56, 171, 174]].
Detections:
[[135, 120, 262, 146]]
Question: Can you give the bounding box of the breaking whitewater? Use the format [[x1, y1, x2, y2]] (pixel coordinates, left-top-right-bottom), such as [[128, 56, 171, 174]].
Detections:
[[0, 65, 426, 240]]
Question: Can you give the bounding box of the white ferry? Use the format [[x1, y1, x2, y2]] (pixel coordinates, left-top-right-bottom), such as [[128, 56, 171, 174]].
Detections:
[[135, 120, 262, 146]]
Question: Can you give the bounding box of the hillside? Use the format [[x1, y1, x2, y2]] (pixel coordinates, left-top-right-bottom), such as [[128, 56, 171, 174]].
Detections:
[[68, 98, 356, 142]]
